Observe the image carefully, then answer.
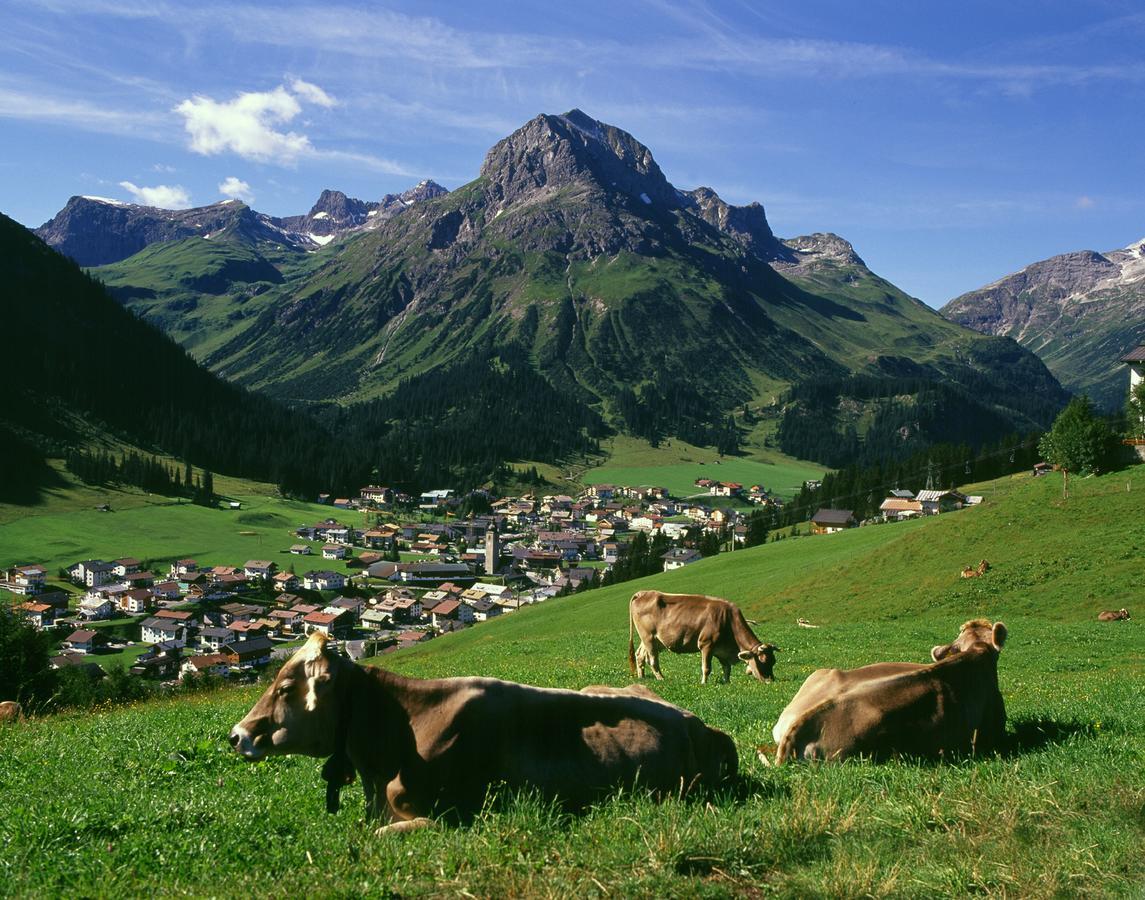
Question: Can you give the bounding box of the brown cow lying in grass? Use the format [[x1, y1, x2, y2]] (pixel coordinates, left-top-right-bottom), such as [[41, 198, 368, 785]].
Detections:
[[770, 619, 1008, 763], [960, 559, 990, 578], [230, 634, 737, 833], [628, 590, 778, 684], [1097, 608, 1130, 621], [0, 701, 23, 724]]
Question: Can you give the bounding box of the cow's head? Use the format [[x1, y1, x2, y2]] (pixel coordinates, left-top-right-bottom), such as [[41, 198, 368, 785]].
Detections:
[[738, 643, 779, 682], [229, 632, 345, 760], [931, 619, 1007, 662]]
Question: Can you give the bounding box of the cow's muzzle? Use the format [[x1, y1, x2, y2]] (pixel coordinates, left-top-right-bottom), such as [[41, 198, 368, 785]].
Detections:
[[228, 725, 265, 760]]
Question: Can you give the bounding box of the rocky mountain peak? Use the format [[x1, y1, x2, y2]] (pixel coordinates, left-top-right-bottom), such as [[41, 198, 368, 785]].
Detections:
[[479, 109, 678, 209], [780, 233, 866, 268], [682, 186, 779, 259]]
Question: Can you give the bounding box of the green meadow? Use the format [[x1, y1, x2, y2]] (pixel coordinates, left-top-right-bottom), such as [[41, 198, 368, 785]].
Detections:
[[1, 466, 1143, 896], [0, 485, 373, 577]]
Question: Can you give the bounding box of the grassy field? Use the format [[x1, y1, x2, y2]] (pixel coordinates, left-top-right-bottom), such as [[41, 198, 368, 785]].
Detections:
[[583, 435, 824, 500], [0, 481, 373, 577], [2, 466, 1143, 896]]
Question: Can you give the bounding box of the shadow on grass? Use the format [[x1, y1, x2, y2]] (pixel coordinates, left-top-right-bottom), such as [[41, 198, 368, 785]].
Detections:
[[1004, 716, 1098, 756]]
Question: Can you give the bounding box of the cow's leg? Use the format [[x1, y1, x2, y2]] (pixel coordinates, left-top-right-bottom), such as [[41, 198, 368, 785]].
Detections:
[[376, 817, 435, 835], [377, 775, 435, 837], [719, 657, 732, 683], [361, 775, 385, 821], [635, 642, 647, 679], [649, 641, 665, 680], [700, 646, 712, 684]]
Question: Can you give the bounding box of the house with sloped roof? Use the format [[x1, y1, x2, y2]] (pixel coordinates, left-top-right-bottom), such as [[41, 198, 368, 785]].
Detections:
[[879, 497, 924, 521], [661, 548, 703, 571], [811, 508, 855, 534]]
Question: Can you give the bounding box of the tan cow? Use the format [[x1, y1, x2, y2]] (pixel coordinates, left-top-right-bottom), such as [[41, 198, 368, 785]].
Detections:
[[772, 619, 1008, 763], [1097, 608, 1130, 621], [628, 590, 778, 684], [230, 633, 738, 832], [960, 559, 990, 579], [0, 701, 23, 724]]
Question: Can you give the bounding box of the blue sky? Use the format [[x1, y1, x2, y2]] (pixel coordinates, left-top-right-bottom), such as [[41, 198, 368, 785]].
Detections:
[[3, 0, 1144, 306]]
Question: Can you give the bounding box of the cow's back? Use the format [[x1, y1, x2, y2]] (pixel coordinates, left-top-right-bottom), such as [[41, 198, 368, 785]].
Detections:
[[630, 591, 727, 650], [406, 677, 731, 809]]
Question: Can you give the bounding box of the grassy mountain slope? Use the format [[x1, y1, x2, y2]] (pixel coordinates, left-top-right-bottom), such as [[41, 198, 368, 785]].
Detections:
[[83, 112, 1067, 460], [2, 467, 1142, 895], [941, 240, 1145, 410]]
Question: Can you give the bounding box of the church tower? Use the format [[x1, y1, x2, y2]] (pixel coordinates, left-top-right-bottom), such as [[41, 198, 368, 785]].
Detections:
[[484, 519, 500, 576]]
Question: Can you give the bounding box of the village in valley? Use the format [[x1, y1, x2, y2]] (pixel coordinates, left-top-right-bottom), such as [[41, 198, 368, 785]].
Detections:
[[1, 477, 983, 689]]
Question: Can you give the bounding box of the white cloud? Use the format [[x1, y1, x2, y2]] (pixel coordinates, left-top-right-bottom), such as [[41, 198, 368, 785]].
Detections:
[[175, 85, 311, 163], [151, 163, 177, 173], [218, 176, 254, 202], [118, 180, 192, 208], [289, 78, 337, 108]]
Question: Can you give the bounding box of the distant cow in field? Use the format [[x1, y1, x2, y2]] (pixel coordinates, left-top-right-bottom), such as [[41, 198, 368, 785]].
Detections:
[[628, 590, 778, 684], [772, 619, 1009, 763], [230, 633, 738, 833], [960, 559, 990, 578], [1097, 608, 1130, 621], [0, 701, 23, 723]]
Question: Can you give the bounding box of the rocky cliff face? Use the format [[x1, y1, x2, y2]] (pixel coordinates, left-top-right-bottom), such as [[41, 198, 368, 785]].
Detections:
[[36, 181, 450, 265], [942, 240, 1145, 408], [33, 197, 278, 266]]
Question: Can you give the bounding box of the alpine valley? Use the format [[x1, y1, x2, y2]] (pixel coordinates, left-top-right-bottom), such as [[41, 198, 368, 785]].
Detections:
[[942, 237, 1145, 411], [33, 109, 1068, 471]]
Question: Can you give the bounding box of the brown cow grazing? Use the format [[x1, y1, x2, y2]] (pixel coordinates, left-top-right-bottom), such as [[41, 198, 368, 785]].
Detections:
[[0, 701, 23, 723], [230, 633, 737, 833], [1097, 608, 1130, 621], [628, 590, 778, 684], [773, 619, 1008, 763]]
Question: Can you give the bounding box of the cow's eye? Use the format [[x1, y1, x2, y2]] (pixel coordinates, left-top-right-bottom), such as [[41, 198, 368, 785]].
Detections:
[[276, 680, 294, 695]]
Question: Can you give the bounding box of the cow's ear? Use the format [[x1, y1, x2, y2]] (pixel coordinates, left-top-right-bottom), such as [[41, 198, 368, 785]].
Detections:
[[737, 649, 754, 661], [991, 622, 1008, 650], [931, 643, 950, 661]]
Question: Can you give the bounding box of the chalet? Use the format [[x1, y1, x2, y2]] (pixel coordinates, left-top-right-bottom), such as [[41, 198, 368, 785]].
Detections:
[[243, 560, 277, 580], [118, 588, 154, 615], [111, 558, 141, 577], [130, 642, 184, 679], [289, 603, 322, 618], [419, 489, 454, 509], [685, 505, 710, 522], [302, 609, 353, 638], [301, 570, 346, 592], [170, 559, 199, 576], [359, 485, 393, 505], [710, 482, 743, 497], [271, 572, 299, 593], [811, 508, 856, 534], [331, 498, 352, 509], [3, 564, 47, 595], [466, 598, 501, 622], [218, 603, 260, 625], [430, 599, 462, 628], [629, 515, 659, 533], [889, 488, 915, 499], [221, 636, 273, 669], [197, 626, 234, 652], [914, 490, 967, 515], [63, 629, 107, 654], [50, 653, 106, 679], [140, 616, 187, 645], [394, 630, 432, 650], [661, 548, 703, 571], [328, 596, 365, 623], [180, 653, 229, 681], [1032, 462, 1052, 477], [226, 618, 266, 639], [176, 571, 208, 592], [585, 484, 615, 501], [361, 529, 396, 550], [215, 573, 249, 591], [513, 547, 563, 570], [78, 595, 115, 621], [361, 608, 393, 630], [18, 602, 55, 630], [210, 565, 240, 577], [70, 560, 116, 588], [267, 609, 303, 633], [602, 541, 627, 565], [595, 518, 619, 539], [120, 571, 156, 589], [289, 544, 312, 556], [322, 544, 347, 560], [151, 580, 181, 601], [880, 498, 924, 521]]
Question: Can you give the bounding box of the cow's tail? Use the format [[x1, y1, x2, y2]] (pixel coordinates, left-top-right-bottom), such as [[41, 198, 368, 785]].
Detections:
[[628, 609, 637, 676]]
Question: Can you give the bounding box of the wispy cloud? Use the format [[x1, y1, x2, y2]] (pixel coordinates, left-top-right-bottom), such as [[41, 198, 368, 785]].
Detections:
[[0, 83, 164, 136], [119, 180, 191, 208]]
